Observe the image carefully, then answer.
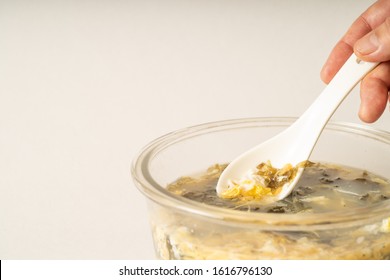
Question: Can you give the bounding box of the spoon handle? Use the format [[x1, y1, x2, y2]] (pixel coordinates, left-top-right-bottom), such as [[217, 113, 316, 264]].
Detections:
[[290, 54, 378, 158]]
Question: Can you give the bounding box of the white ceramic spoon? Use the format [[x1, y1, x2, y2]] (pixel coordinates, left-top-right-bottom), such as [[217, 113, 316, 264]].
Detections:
[[216, 54, 378, 202]]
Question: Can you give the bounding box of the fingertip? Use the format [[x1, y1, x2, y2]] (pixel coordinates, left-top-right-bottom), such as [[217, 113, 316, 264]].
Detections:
[[321, 41, 354, 84], [353, 44, 382, 63], [354, 18, 390, 62], [358, 104, 380, 123], [320, 64, 331, 84], [358, 74, 388, 123]]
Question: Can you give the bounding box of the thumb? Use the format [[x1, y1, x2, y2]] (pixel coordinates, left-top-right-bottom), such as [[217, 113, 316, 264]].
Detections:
[[354, 17, 390, 62]]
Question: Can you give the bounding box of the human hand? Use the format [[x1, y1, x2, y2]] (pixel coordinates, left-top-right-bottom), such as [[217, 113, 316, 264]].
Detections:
[[321, 0, 390, 123]]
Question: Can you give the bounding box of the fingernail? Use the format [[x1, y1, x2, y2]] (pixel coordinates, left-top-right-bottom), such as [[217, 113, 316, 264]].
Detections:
[[355, 32, 380, 55]]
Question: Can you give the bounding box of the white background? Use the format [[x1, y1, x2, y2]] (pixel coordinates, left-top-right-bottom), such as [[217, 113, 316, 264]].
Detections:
[[0, 0, 387, 259]]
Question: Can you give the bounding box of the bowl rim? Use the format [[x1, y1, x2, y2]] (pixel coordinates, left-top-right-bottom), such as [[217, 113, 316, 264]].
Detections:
[[131, 117, 390, 230]]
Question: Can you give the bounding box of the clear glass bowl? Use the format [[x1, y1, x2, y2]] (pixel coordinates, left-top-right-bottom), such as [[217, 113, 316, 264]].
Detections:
[[131, 117, 390, 259]]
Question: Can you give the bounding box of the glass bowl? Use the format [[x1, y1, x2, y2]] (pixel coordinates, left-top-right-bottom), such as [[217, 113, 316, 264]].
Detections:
[[131, 117, 390, 259]]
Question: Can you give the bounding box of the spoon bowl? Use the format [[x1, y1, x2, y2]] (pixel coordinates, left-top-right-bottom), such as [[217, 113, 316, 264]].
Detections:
[[216, 54, 378, 202]]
